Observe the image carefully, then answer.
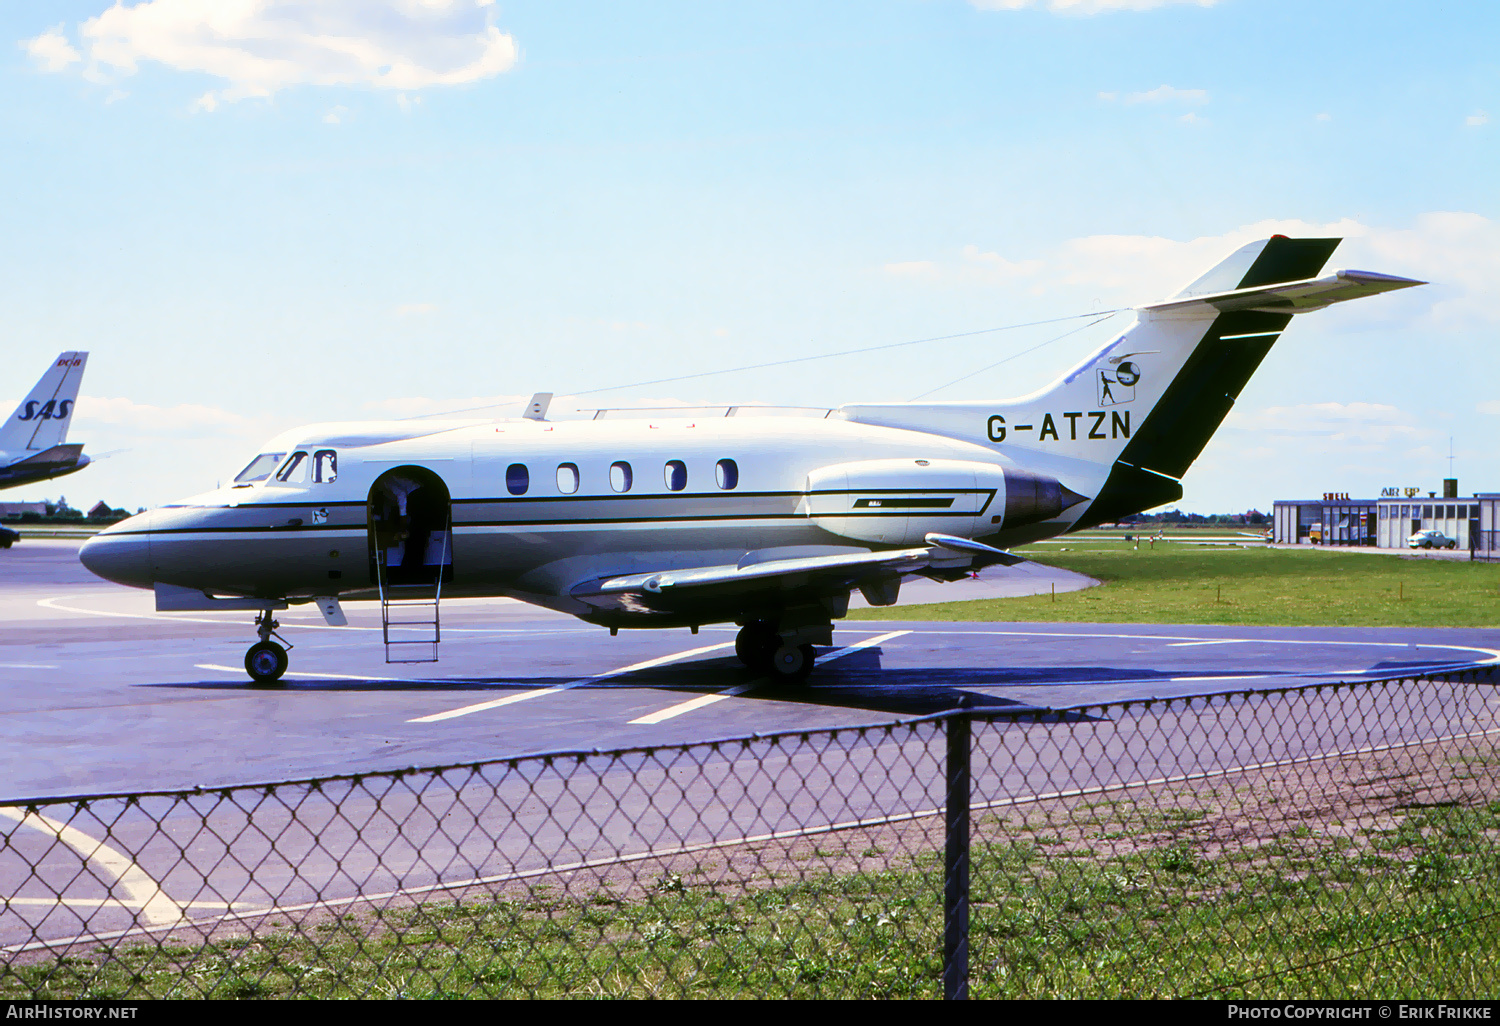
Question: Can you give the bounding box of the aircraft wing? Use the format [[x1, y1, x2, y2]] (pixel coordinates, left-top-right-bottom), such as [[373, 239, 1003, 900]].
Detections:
[[570, 534, 1024, 617]]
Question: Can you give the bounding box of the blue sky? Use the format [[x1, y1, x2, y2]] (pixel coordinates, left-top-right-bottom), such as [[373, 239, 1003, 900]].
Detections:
[[2, 0, 1496, 512]]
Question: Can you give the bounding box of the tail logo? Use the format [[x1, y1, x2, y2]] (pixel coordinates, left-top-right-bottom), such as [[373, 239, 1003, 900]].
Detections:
[[1098, 364, 1137, 407], [17, 400, 73, 422]]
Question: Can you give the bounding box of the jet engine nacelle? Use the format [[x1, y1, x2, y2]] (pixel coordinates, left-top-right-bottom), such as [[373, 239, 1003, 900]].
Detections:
[[803, 458, 1084, 546]]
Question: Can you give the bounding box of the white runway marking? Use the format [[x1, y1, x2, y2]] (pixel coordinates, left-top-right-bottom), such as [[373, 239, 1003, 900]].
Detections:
[[37, 596, 593, 635], [0, 664, 59, 670], [629, 684, 758, 725], [627, 630, 911, 725], [1166, 639, 1244, 648], [0, 807, 185, 927], [409, 641, 736, 723]]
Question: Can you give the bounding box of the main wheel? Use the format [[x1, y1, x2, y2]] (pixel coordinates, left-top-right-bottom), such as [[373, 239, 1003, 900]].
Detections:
[[245, 641, 288, 686], [769, 643, 816, 682], [735, 622, 778, 671]]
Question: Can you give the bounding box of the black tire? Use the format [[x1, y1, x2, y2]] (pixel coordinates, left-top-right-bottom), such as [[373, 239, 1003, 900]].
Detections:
[[735, 622, 778, 671], [245, 641, 288, 686], [769, 643, 816, 683]]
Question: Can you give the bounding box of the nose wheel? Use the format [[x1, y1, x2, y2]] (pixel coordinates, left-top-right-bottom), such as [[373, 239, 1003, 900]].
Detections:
[[245, 611, 292, 686], [246, 641, 288, 685]]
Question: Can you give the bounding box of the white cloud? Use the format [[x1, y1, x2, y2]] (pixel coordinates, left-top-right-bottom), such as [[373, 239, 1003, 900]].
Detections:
[[21, 27, 81, 72], [971, 0, 1219, 13], [71, 395, 265, 438], [960, 246, 1045, 280], [395, 302, 436, 316], [323, 104, 349, 124], [1177, 111, 1209, 125], [53, 0, 517, 107], [1224, 402, 1435, 453], [1466, 111, 1489, 127], [1477, 401, 1500, 415], [1315, 112, 1332, 122], [1122, 84, 1208, 105]]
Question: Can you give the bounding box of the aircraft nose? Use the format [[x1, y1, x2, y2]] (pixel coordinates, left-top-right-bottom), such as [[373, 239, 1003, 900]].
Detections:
[[79, 528, 152, 590]]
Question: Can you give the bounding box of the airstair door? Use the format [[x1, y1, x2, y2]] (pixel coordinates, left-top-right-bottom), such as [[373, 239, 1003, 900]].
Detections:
[[368, 467, 453, 664]]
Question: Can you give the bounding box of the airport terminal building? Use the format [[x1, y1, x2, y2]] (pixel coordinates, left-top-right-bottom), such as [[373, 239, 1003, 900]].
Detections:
[[1273, 482, 1500, 557]]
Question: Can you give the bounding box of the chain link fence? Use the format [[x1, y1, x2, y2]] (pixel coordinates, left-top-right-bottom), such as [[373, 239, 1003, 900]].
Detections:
[[0, 670, 1496, 998]]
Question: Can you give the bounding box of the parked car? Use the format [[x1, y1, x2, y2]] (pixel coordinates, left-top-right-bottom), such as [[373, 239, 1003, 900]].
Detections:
[[0, 526, 18, 549], [1408, 528, 1457, 549]]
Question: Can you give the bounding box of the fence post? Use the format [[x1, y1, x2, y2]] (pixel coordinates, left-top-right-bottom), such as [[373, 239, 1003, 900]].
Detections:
[[943, 711, 971, 1000]]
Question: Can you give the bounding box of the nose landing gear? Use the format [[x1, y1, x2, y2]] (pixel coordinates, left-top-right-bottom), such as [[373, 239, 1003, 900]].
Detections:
[[245, 611, 293, 686]]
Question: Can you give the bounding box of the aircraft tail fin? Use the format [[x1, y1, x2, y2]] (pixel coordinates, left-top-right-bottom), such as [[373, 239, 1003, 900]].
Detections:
[[839, 237, 1423, 528], [1, 352, 87, 453]]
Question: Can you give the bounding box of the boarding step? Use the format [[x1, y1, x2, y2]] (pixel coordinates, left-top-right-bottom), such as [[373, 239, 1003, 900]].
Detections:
[[381, 591, 441, 664]]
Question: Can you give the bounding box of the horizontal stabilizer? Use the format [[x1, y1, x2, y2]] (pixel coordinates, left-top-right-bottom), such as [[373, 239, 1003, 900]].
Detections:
[[1142, 269, 1424, 317], [11, 444, 84, 467]]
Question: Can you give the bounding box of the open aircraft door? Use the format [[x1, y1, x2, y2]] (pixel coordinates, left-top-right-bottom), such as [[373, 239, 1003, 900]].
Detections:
[[367, 467, 453, 663]]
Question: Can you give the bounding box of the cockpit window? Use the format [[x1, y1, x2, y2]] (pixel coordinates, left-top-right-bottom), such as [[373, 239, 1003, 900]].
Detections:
[[314, 449, 338, 484], [233, 452, 287, 486], [275, 451, 310, 484]]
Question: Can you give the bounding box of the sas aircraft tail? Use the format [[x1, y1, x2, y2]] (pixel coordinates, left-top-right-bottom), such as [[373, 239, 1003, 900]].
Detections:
[[1, 352, 88, 453], [840, 237, 1422, 529]]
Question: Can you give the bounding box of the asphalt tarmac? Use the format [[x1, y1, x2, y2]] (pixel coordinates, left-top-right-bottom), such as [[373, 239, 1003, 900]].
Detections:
[[2, 538, 1495, 796], [2, 537, 1498, 952]]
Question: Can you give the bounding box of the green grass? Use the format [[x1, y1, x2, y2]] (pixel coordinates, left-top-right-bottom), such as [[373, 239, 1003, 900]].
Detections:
[[849, 543, 1500, 627], [9, 794, 1499, 999]]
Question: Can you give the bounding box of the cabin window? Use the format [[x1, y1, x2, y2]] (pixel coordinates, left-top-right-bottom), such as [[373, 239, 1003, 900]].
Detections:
[[715, 458, 738, 490], [233, 452, 286, 486], [506, 463, 529, 496], [275, 451, 309, 484], [665, 460, 687, 492], [610, 461, 633, 493], [556, 463, 580, 494], [313, 450, 338, 484]]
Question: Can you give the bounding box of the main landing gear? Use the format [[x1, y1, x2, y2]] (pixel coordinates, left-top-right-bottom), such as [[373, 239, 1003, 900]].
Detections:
[[735, 621, 818, 683], [245, 611, 292, 686]]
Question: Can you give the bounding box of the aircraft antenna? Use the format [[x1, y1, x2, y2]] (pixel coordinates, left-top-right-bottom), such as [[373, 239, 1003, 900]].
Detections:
[[906, 312, 1121, 401], [401, 308, 1125, 419]]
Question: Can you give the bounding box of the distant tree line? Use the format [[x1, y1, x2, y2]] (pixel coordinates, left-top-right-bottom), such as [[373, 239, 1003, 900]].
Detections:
[[0, 497, 135, 524], [1117, 509, 1267, 526]]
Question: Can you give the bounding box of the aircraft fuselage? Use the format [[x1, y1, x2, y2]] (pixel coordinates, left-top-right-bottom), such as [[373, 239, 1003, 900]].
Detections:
[[81, 414, 1084, 625]]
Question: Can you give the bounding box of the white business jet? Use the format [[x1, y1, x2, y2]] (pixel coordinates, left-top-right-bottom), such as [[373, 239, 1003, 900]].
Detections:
[[79, 237, 1420, 684], [1, 352, 90, 491]]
